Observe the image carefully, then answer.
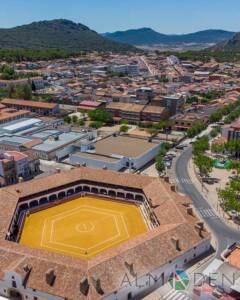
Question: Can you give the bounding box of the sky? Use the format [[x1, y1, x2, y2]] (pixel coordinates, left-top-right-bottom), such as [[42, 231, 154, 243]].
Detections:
[[0, 0, 239, 34]]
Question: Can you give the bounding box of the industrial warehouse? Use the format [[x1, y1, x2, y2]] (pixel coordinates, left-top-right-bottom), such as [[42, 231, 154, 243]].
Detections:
[[0, 167, 211, 300]]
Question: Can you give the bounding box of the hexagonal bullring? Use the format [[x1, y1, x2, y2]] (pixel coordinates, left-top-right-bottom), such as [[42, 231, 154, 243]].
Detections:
[[20, 196, 148, 259]]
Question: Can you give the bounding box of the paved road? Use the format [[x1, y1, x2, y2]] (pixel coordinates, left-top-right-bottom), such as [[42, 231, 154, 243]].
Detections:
[[175, 147, 240, 257]]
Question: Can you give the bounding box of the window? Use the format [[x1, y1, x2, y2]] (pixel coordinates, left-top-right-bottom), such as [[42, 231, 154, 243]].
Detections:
[[12, 281, 17, 288]]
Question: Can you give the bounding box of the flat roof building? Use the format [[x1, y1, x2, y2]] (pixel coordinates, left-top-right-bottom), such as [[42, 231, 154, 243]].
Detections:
[[70, 134, 162, 171]]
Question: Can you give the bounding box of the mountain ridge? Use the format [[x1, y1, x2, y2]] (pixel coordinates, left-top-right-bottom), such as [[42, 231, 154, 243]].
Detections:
[[0, 19, 135, 52], [103, 28, 236, 45]]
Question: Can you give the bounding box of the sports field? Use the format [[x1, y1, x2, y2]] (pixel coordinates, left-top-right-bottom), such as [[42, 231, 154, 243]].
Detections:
[[20, 196, 147, 259]]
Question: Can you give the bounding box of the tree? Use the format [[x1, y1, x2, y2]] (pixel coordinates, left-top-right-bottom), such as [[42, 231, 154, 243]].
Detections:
[[147, 127, 158, 137], [120, 125, 129, 133], [192, 135, 209, 156], [79, 119, 85, 126], [194, 155, 213, 178], [64, 115, 71, 124], [88, 109, 113, 125], [15, 83, 32, 100], [211, 143, 224, 154], [155, 156, 165, 174], [90, 121, 103, 129], [71, 115, 78, 124]]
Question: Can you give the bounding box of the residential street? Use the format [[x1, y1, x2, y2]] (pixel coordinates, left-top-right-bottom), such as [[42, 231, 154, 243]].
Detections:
[[175, 146, 240, 257]]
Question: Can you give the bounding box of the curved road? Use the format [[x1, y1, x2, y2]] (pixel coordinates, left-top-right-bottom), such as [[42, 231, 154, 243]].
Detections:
[[175, 147, 240, 257]]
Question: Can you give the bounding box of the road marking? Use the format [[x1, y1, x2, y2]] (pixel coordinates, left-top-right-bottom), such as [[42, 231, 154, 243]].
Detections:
[[198, 208, 218, 219], [161, 289, 190, 300]]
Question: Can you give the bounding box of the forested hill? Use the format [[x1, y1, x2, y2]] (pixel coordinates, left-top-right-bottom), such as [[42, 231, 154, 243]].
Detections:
[[0, 19, 135, 52]]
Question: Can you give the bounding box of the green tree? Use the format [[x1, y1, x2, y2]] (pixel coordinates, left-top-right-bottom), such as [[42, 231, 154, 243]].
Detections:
[[120, 125, 129, 133], [71, 115, 78, 124], [155, 156, 165, 174], [64, 115, 71, 124], [78, 119, 85, 126], [194, 155, 213, 178], [192, 136, 209, 155], [88, 109, 113, 125]]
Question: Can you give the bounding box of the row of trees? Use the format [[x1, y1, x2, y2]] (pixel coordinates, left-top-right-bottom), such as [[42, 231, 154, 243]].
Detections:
[[163, 50, 240, 63], [0, 65, 39, 80], [0, 49, 87, 62], [187, 121, 206, 138], [64, 115, 85, 126], [88, 109, 113, 129], [212, 140, 240, 156], [210, 99, 240, 123], [192, 136, 213, 178], [218, 178, 240, 213], [155, 142, 171, 174]]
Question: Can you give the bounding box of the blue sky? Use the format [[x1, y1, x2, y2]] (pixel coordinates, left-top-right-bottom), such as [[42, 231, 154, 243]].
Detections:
[[1, 0, 239, 34]]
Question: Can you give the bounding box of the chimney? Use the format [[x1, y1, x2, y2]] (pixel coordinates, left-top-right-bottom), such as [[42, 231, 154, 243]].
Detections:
[[46, 269, 56, 286], [124, 261, 137, 277], [171, 237, 181, 251], [186, 207, 193, 216], [56, 168, 61, 173], [91, 277, 104, 295], [195, 222, 204, 237], [76, 163, 81, 168], [80, 278, 89, 296], [164, 176, 170, 183], [170, 185, 176, 192]]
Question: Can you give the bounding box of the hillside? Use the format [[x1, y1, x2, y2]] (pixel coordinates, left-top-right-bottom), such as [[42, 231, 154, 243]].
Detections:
[[104, 28, 235, 46], [0, 19, 135, 52], [213, 32, 240, 50]]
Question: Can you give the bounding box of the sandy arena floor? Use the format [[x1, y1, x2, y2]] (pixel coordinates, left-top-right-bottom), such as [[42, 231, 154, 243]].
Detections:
[[20, 196, 147, 259]]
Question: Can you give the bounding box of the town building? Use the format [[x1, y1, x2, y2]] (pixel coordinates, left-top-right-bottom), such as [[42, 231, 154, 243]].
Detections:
[[0, 151, 40, 187], [106, 102, 168, 123], [161, 94, 185, 116], [70, 134, 161, 171], [0, 105, 30, 125], [173, 113, 209, 131], [1, 99, 60, 116]]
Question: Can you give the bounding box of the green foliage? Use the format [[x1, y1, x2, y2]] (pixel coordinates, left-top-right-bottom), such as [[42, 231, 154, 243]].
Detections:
[[211, 143, 224, 154], [186, 96, 199, 104], [210, 128, 220, 138], [194, 154, 213, 177], [64, 115, 71, 124], [71, 115, 78, 124], [88, 109, 113, 125], [90, 121, 103, 129], [78, 119, 85, 126], [218, 183, 240, 212], [187, 122, 206, 138], [0, 20, 135, 61], [0, 65, 39, 80], [164, 50, 240, 63], [7, 83, 32, 100], [120, 125, 129, 133], [155, 156, 165, 173], [192, 135, 210, 155]]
